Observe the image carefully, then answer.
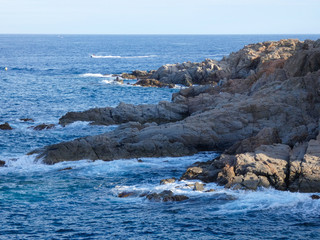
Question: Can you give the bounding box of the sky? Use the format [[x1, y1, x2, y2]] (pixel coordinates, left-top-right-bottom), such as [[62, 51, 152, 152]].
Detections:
[[0, 0, 319, 34]]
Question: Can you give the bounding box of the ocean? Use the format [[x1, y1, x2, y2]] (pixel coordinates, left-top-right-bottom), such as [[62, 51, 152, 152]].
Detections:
[[1, 34, 320, 239]]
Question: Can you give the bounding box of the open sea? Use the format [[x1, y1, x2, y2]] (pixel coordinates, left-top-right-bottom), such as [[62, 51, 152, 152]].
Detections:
[[1, 34, 320, 239]]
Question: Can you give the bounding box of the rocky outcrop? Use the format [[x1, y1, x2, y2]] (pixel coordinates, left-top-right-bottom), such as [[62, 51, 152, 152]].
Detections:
[[0, 160, 5, 167], [151, 59, 227, 86], [134, 79, 175, 88], [31, 39, 320, 192], [225, 39, 303, 79], [59, 101, 189, 126], [149, 39, 307, 86], [181, 132, 320, 192], [0, 122, 13, 130]]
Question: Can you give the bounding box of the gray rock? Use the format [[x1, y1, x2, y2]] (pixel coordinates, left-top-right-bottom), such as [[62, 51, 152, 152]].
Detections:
[[32, 124, 55, 131], [30, 39, 320, 194], [146, 190, 189, 202], [59, 101, 189, 126]]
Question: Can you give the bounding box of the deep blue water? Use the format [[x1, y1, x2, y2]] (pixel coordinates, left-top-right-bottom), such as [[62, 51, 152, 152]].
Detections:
[[0, 35, 320, 239]]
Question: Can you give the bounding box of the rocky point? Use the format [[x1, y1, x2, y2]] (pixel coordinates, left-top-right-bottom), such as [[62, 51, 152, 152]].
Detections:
[[29, 39, 320, 192]]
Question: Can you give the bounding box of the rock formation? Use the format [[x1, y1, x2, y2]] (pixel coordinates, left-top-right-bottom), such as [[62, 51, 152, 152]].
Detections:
[[30, 39, 320, 192], [149, 39, 308, 86], [0, 122, 13, 130]]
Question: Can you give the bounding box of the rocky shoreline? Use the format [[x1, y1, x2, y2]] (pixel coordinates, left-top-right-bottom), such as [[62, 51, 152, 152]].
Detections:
[[30, 39, 320, 193]]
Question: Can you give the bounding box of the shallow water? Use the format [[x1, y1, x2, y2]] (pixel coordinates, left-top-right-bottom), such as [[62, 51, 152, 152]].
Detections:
[[1, 34, 320, 239]]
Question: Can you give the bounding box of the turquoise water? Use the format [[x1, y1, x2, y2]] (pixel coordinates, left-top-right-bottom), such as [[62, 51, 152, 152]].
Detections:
[[1, 35, 320, 239]]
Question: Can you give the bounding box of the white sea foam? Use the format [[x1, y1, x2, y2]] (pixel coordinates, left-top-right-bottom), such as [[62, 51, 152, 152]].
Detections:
[[101, 79, 124, 85], [81, 73, 113, 78]]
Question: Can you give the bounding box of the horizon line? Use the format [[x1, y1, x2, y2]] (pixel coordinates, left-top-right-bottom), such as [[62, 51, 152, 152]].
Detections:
[[0, 33, 320, 36]]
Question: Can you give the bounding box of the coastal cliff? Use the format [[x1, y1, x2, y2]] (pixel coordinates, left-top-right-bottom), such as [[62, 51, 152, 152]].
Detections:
[[30, 39, 320, 192]]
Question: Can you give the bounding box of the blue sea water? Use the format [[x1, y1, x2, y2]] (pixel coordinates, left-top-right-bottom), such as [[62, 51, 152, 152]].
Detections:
[[0, 34, 320, 239]]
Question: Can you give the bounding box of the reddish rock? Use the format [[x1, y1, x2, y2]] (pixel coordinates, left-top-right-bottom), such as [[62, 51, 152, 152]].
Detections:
[[118, 192, 135, 198]]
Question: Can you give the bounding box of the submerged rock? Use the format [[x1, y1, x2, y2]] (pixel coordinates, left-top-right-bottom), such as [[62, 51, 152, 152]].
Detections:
[[118, 192, 136, 198], [311, 195, 320, 200], [193, 182, 204, 191], [58, 167, 73, 171], [0, 160, 5, 167], [20, 118, 34, 122], [160, 178, 176, 185], [32, 124, 55, 131], [0, 122, 13, 130], [146, 190, 189, 202]]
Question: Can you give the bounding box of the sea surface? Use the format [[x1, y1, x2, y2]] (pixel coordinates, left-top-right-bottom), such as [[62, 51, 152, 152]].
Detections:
[[0, 34, 320, 239]]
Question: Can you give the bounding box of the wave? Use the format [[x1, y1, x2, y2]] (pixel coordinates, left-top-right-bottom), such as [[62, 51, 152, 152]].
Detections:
[[81, 73, 112, 78], [91, 55, 156, 59]]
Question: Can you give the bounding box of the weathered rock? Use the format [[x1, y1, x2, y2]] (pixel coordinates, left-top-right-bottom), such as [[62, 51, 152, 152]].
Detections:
[[193, 182, 204, 191], [160, 178, 176, 185], [151, 39, 305, 86], [32, 124, 55, 131], [146, 190, 189, 202], [0, 122, 13, 130], [288, 133, 320, 192], [0, 160, 5, 167], [151, 59, 225, 86], [311, 195, 320, 200], [30, 39, 320, 193], [225, 39, 302, 79], [58, 167, 73, 171], [118, 192, 136, 198], [134, 79, 175, 88], [121, 73, 136, 79], [225, 127, 281, 155], [131, 70, 153, 79], [183, 144, 291, 191], [59, 101, 189, 126]]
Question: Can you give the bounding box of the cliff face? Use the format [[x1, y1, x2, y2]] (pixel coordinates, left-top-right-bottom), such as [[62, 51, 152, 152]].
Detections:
[[30, 39, 320, 192]]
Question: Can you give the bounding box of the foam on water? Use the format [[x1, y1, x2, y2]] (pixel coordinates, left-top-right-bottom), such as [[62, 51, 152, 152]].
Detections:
[[81, 73, 112, 78]]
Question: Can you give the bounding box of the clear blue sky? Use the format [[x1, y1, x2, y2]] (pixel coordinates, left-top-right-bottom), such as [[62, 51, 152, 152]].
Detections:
[[0, 0, 319, 34]]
